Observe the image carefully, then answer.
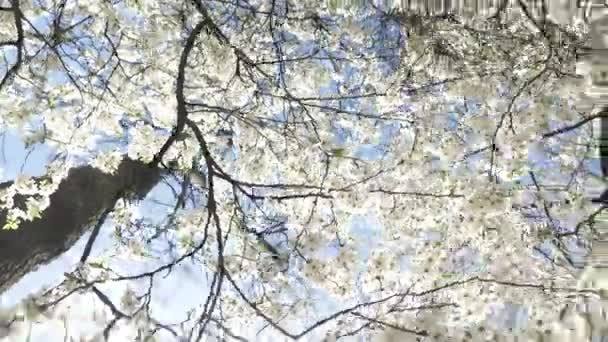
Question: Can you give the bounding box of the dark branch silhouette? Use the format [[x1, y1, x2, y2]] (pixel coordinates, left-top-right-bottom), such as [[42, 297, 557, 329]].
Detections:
[[601, 109, 608, 177]]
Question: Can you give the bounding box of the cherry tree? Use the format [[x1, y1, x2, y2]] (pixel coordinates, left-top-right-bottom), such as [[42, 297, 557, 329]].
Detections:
[[0, 0, 601, 341]]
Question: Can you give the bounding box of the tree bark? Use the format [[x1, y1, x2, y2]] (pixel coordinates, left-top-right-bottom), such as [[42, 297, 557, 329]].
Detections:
[[0, 158, 163, 295]]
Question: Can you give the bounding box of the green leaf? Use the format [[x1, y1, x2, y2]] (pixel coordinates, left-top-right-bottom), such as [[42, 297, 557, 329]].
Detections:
[[3, 217, 19, 230], [441, 272, 455, 279], [89, 261, 106, 269], [328, 0, 337, 12], [331, 148, 347, 157]]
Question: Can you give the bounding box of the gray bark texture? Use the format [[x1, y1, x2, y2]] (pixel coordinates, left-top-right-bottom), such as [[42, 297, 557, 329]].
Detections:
[[0, 158, 162, 295]]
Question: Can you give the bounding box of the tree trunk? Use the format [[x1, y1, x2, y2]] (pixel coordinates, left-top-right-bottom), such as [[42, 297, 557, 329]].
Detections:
[[0, 158, 162, 295]]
